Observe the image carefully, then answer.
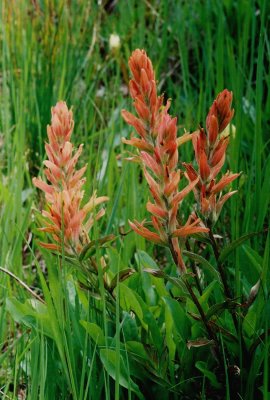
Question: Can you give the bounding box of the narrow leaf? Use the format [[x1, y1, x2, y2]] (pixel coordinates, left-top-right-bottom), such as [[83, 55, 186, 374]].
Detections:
[[219, 231, 264, 263], [183, 250, 221, 282]]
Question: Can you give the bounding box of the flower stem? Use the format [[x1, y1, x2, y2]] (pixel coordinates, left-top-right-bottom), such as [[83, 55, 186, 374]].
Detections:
[[186, 239, 202, 295], [168, 238, 222, 364], [208, 226, 239, 333], [208, 228, 231, 297]]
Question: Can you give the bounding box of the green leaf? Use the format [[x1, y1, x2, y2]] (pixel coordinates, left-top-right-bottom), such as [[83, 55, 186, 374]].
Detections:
[[257, 153, 270, 230], [143, 268, 187, 293], [183, 250, 221, 282], [195, 361, 221, 389], [242, 245, 263, 275], [150, 275, 168, 298], [261, 231, 270, 294], [163, 300, 177, 363], [79, 234, 115, 261], [244, 280, 260, 309], [243, 308, 257, 338], [163, 296, 189, 341], [135, 297, 163, 352], [6, 298, 53, 338], [118, 283, 163, 353], [136, 251, 167, 302], [100, 348, 143, 399], [125, 341, 149, 361], [219, 231, 263, 263], [110, 268, 136, 290], [118, 283, 146, 329], [80, 321, 105, 346], [122, 312, 139, 341], [140, 271, 157, 306], [199, 280, 219, 307], [136, 250, 159, 270], [206, 299, 240, 320]]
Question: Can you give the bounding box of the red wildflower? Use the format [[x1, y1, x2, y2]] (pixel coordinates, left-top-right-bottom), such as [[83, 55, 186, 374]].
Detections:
[[184, 90, 240, 220], [33, 101, 108, 254], [122, 49, 208, 272]]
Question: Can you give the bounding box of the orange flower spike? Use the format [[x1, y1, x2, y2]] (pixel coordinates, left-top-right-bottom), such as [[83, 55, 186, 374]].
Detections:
[[134, 97, 150, 120], [146, 202, 168, 219], [46, 102, 74, 159], [206, 113, 219, 145], [209, 155, 226, 180], [151, 216, 167, 242], [199, 151, 211, 181], [206, 89, 234, 145], [122, 49, 211, 273], [210, 137, 229, 167], [172, 177, 199, 206], [143, 168, 163, 205], [173, 221, 209, 238], [211, 172, 240, 194], [186, 89, 239, 219], [129, 80, 140, 98], [122, 137, 154, 152], [128, 49, 155, 86], [183, 163, 199, 183], [141, 151, 163, 177], [216, 90, 234, 132], [171, 237, 185, 271], [33, 101, 108, 254], [122, 49, 163, 142], [192, 128, 207, 164], [128, 220, 165, 245], [164, 170, 181, 197], [32, 178, 54, 197], [121, 110, 147, 139], [200, 186, 210, 215], [38, 242, 60, 251], [216, 191, 238, 216]]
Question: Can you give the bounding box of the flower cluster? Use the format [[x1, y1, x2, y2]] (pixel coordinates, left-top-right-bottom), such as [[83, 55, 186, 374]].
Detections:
[[183, 90, 240, 221], [122, 49, 208, 272], [33, 101, 108, 253]]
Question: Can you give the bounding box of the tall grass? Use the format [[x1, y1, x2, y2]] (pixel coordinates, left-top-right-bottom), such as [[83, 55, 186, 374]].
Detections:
[[0, 1, 269, 399]]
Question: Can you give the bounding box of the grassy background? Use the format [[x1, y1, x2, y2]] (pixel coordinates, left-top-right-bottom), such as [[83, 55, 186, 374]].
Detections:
[[0, 0, 269, 399]]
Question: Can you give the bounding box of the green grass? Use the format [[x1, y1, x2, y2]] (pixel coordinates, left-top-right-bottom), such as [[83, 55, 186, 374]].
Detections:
[[0, 0, 269, 399]]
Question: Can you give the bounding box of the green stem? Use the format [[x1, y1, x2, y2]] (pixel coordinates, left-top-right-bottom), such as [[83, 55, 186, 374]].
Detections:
[[186, 239, 202, 295], [208, 228, 254, 375], [168, 239, 222, 364], [208, 226, 239, 334], [208, 228, 232, 298]]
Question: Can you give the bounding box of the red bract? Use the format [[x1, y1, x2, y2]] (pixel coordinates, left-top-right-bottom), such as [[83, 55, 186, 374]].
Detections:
[[122, 49, 208, 272], [33, 101, 108, 254], [184, 90, 240, 220]]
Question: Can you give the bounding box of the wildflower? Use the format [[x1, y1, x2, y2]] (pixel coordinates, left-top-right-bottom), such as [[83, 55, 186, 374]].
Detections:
[[183, 90, 240, 220], [122, 49, 208, 272], [33, 101, 108, 254], [109, 33, 121, 51]]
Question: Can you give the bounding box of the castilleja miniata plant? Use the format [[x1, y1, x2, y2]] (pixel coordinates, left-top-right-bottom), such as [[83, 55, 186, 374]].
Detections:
[[33, 101, 108, 254], [184, 90, 240, 221], [122, 49, 240, 272], [122, 49, 209, 273], [122, 49, 241, 363]]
